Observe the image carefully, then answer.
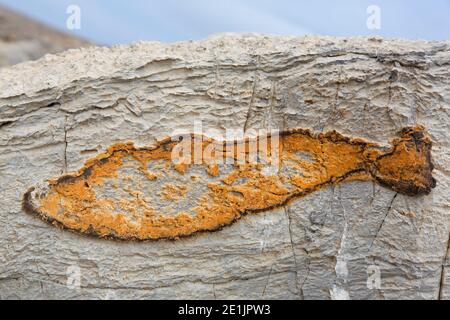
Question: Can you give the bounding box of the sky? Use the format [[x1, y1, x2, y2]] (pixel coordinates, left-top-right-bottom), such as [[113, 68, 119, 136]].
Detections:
[[0, 0, 449, 45]]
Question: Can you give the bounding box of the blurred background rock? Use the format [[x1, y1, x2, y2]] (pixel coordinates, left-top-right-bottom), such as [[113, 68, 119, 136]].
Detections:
[[0, 5, 89, 67]]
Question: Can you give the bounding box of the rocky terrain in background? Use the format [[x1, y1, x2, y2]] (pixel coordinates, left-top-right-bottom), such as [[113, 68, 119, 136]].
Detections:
[[0, 34, 449, 299], [0, 6, 90, 67]]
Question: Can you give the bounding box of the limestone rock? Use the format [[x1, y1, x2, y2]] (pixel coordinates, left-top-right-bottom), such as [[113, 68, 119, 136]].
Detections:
[[0, 34, 449, 299]]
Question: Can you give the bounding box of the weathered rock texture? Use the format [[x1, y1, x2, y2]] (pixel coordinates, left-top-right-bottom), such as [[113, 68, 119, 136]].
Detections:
[[0, 6, 90, 67], [0, 34, 449, 299]]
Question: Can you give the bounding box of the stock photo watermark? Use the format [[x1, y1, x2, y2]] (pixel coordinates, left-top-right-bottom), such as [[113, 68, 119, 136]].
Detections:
[[66, 265, 81, 290], [66, 264, 121, 298], [367, 265, 382, 290], [367, 5, 381, 30], [169, 120, 281, 170], [102, 290, 118, 300], [66, 4, 81, 30]]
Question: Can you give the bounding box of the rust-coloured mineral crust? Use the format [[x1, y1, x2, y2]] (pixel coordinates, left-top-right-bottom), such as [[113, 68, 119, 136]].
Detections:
[[23, 125, 436, 241]]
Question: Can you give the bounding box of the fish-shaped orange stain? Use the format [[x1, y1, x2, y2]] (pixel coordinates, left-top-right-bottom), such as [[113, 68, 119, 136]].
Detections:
[[23, 126, 435, 241]]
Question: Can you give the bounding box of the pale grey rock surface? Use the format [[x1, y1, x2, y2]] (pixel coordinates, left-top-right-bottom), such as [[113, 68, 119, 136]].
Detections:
[[0, 34, 449, 299]]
